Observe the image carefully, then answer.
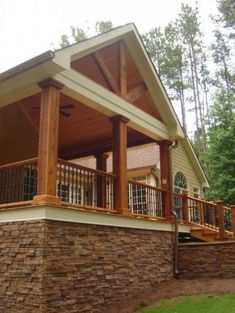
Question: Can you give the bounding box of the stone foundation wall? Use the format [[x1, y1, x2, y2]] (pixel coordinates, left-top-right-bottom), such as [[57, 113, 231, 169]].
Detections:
[[0, 220, 45, 313], [179, 242, 235, 279], [0, 219, 174, 313]]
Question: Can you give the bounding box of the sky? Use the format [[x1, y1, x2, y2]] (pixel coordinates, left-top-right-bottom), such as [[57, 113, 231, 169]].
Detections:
[[0, 0, 219, 73]]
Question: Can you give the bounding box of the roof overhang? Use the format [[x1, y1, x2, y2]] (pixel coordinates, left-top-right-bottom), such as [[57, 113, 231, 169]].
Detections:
[[0, 23, 184, 141], [54, 23, 184, 140]]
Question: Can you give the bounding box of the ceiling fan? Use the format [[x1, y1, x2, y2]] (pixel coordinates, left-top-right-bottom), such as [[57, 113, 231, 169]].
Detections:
[[32, 104, 74, 117]]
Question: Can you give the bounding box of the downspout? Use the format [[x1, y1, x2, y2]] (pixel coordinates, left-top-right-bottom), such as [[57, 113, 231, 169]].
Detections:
[[169, 140, 179, 278]]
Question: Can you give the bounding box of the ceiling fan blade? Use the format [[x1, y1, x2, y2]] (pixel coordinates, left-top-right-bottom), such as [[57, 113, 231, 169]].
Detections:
[[60, 110, 70, 117], [60, 104, 74, 109]]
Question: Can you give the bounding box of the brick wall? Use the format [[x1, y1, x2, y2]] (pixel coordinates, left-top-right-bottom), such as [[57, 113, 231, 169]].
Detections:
[[0, 219, 174, 313], [179, 242, 235, 279]]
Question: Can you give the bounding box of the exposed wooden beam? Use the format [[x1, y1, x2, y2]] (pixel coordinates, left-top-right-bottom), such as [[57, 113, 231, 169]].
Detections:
[[59, 135, 154, 160], [126, 81, 147, 103], [119, 41, 127, 98], [18, 101, 39, 135], [92, 51, 120, 94]]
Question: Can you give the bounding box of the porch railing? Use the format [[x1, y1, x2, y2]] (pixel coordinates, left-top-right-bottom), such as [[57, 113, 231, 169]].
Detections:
[[57, 159, 117, 210], [0, 158, 38, 204], [174, 193, 233, 235], [128, 180, 165, 217]]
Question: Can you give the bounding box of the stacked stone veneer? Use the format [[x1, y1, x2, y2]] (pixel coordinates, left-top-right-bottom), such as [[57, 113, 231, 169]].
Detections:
[[179, 242, 235, 279], [0, 219, 174, 313]]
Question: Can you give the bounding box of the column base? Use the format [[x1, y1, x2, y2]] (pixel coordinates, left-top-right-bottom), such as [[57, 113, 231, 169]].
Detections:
[[118, 208, 131, 215], [33, 194, 61, 205]]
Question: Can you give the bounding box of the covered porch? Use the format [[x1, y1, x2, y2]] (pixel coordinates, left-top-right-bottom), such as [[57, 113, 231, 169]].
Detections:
[[0, 72, 173, 218]]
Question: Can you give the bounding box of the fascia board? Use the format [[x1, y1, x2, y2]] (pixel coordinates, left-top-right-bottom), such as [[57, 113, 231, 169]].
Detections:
[[0, 61, 64, 108], [54, 69, 170, 141], [124, 33, 185, 140], [54, 24, 136, 68]]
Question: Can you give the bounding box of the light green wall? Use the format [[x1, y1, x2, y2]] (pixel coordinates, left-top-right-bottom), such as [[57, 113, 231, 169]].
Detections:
[[171, 141, 202, 196]]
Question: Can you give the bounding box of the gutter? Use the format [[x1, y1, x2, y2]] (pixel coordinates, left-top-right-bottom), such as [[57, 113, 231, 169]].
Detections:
[[169, 140, 180, 278], [0, 50, 55, 83]]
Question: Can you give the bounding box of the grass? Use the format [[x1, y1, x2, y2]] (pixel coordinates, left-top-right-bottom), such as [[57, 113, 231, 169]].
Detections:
[[136, 294, 235, 313]]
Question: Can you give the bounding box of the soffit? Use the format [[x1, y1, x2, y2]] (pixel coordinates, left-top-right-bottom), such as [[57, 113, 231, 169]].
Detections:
[[9, 92, 153, 160]]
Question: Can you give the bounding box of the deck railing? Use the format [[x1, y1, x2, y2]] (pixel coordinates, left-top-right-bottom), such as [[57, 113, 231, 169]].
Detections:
[[174, 193, 233, 238], [0, 158, 38, 204], [57, 159, 117, 210], [128, 180, 165, 217], [0, 157, 233, 239]]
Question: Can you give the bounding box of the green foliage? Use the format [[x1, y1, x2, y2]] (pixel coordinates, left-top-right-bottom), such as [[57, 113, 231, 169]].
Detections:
[[59, 26, 87, 48], [58, 21, 113, 48], [218, 0, 235, 29], [211, 30, 233, 90], [136, 294, 235, 313], [142, 27, 166, 79], [95, 20, 113, 34], [205, 89, 235, 204]]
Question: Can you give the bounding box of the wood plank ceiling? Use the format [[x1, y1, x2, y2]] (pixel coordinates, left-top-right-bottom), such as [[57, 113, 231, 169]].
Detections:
[[1, 40, 162, 161]]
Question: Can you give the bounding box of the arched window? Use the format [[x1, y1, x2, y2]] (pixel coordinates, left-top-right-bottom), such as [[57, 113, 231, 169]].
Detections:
[[174, 171, 188, 194]]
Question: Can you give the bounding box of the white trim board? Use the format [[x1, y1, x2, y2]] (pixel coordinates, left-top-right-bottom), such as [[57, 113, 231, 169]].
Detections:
[[0, 206, 190, 233]]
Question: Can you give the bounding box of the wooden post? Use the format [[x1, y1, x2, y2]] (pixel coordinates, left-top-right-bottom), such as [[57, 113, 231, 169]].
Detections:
[[199, 201, 205, 225], [95, 153, 109, 208], [33, 78, 63, 204], [230, 205, 235, 238], [182, 194, 189, 222], [110, 115, 129, 214], [159, 140, 173, 219], [217, 200, 225, 240]]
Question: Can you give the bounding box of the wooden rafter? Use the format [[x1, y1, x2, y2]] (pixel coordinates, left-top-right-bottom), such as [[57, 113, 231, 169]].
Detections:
[[119, 41, 127, 98], [126, 81, 147, 103], [18, 101, 39, 135], [92, 51, 120, 94], [59, 136, 154, 160]]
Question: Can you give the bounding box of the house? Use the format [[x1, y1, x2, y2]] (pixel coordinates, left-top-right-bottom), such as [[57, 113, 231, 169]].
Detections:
[[0, 23, 233, 312]]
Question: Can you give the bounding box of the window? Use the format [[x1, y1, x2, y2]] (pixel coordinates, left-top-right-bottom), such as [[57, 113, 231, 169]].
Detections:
[[174, 171, 188, 219], [23, 167, 37, 200], [193, 187, 200, 198], [57, 183, 70, 202], [129, 175, 147, 214], [174, 171, 188, 194]]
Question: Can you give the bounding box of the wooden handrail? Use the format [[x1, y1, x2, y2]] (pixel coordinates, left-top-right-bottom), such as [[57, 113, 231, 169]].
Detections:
[[128, 179, 166, 193], [0, 157, 38, 169], [57, 158, 117, 179]]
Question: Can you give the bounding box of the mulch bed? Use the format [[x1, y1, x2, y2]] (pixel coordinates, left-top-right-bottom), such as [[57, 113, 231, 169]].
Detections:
[[104, 278, 235, 313]]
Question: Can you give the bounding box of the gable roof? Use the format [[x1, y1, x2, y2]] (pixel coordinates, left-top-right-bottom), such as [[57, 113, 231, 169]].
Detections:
[[0, 23, 208, 187]]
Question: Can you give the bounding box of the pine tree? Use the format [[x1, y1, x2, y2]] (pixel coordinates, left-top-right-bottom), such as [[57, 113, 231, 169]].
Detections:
[[178, 3, 208, 156], [142, 27, 166, 80], [205, 89, 235, 204]]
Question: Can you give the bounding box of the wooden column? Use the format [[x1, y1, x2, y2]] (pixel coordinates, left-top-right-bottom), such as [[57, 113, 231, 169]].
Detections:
[[159, 140, 173, 219], [33, 78, 63, 204], [217, 200, 225, 240], [182, 194, 189, 222], [110, 115, 129, 214], [95, 153, 109, 208]]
